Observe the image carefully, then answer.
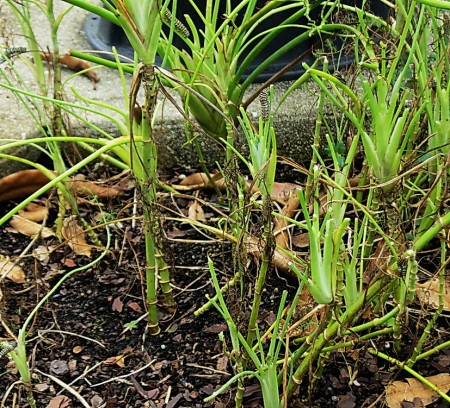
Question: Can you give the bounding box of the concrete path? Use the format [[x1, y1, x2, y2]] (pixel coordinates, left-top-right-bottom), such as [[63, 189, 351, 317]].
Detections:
[[0, 1, 322, 178]]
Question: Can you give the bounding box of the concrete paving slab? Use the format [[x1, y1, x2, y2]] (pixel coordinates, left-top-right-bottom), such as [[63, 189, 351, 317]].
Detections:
[[0, 1, 322, 178]]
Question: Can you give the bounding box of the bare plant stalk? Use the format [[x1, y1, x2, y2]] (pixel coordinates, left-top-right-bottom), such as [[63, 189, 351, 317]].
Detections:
[[406, 243, 445, 367], [132, 64, 174, 335]]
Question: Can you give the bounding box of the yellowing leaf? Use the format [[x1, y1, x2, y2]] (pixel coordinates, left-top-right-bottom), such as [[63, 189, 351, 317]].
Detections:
[[0, 257, 26, 283], [416, 278, 450, 311], [386, 374, 450, 408], [9, 215, 55, 238], [188, 201, 206, 222], [61, 216, 92, 257]]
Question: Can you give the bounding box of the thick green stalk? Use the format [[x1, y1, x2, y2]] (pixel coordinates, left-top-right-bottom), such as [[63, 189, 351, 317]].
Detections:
[[204, 258, 244, 407], [406, 242, 445, 367], [7, 340, 35, 408], [415, 210, 450, 251], [259, 365, 280, 408], [245, 228, 272, 348], [144, 214, 160, 335], [283, 277, 387, 401], [137, 64, 174, 333]]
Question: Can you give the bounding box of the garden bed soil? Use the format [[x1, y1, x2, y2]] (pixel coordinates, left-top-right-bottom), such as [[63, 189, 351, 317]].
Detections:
[[0, 165, 449, 408]]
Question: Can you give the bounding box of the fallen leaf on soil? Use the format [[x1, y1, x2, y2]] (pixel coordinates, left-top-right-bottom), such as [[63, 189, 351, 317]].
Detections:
[[166, 393, 183, 408], [41, 52, 99, 84], [188, 200, 206, 222], [9, 215, 55, 238], [50, 360, 69, 376], [178, 173, 301, 204], [46, 395, 71, 408], [216, 355, 228, 372], [0, 256, 26, 283], [363, 240, 391, 284], [61, 216, 92, 257], [70, 180, 122, 198], [284, 288, 320, 338], [271, 181, 301, 201], [337, 391, 356, 408], [416, 278, 450, 311], [203, 323, 227, 333], [245, 234, 299, 279], [90, 395, 104, 407], [179, 172, 226, 190], [167, 228, 186, 238], [72, 346, 83, 354], [0, 169, 52, 202], [63, 258, 77, 267], [128, 302, 143, 313], [274, 195, 300, 249], [292, 232, 310, 248], [33, 245, 52, 263], [146, 388, 159, 399], [104, 354, 127, 367], [385, 373, 450, 407], [35, 383, 49, 392], [434, 355, 450, 369], [412, 397, 426, 408], [112, 296, 124, 312], [19, 202, 48, 222], [68, 359, 77, 372]]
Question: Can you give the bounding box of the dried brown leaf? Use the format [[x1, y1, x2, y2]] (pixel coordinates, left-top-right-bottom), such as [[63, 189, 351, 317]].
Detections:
[[416, 278, 450, 311], [104, 355, 126, 367], [274, 195, 300, 249], [246, 234, 298, 278], [71, 180, 122, 198], [63, 258, 77, 267], [216, 355, 228, 372], [188, 200, 206, 222], [179, 172, 211, 187], [10, 215, 55, 238], [0, 169, 51, 202], [385, 374, 450, 407], [179, 172, 226, 190], [42, 52, 100, 83], [285, 288, 320, 338], [72, 346, 83, 354], [0, 257, 26, 283], [128, 302, 143, 313], [112, 296, 123, 312], [292, 232, 310, 248], [61, 216, 92, 257], [167, 228, 186, 238], [46, 395, 71, 408], [19, 202, 48, 222], [271, 182, 301, 201], [35, 383, 49, 392]]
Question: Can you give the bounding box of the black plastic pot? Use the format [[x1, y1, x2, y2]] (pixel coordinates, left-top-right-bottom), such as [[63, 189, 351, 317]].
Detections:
[[85, 1, 389, 83]]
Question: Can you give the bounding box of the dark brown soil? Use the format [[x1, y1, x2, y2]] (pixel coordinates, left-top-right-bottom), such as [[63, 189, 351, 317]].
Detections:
[[0, 166, 449, 408]]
